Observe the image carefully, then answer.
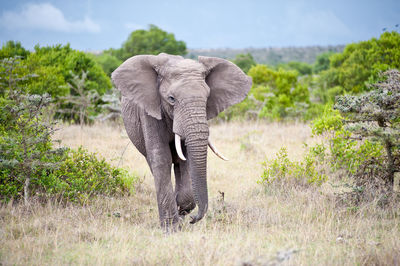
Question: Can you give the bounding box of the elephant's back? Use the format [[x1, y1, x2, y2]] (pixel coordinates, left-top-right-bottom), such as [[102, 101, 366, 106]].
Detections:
[[121, 97, 146, 156]]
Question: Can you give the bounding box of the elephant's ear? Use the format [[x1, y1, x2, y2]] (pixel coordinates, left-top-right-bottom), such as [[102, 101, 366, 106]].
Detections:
[[199, 56, 252, 120], [111, 54, 168, 120]]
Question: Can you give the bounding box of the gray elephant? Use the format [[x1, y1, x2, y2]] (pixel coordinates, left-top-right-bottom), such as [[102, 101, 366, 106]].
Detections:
[[112, 53, 251, 230]]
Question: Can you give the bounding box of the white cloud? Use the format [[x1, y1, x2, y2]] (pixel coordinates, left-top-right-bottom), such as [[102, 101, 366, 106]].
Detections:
[[0, 3, 101, 33]]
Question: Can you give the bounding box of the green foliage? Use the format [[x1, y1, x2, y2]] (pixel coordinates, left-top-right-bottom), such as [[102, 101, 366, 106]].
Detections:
[[219, 64, 312, 121], [318, 32, 400, 102], [0, 58, 66, 203], [311, 105, 343, 135], [20, 51, 68, 97], [248, 64, 310, 120], [232, 53, 256, 73], [40, 147, 134, 203], [111, 25, 187, 61], [311, 106, 384, 174], [24, 44, 111, 97], [0, 41, 30, 59], [12, 44, 112, 122], [334, 69, 400, 183], [280, 61, 313, 76], [91, 53, 122, 77], [312, 51, 334, 74], [0, 57, 136, 203], [259, 147, 327, 186]]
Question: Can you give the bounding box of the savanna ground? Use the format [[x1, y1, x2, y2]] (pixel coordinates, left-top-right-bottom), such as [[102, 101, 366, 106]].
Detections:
[[1, 121, 399, 265]]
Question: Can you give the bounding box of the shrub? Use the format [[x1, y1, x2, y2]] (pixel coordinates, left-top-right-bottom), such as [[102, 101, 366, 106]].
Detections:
[[259, 147, 327, 186], [311, 106, 384, 174], [1, 145, 135, 203], [39, 147, 134, 203]]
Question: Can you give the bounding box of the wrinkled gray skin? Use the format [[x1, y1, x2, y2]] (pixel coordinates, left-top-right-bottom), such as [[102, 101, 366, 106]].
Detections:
[[112, 53, 251, 231]]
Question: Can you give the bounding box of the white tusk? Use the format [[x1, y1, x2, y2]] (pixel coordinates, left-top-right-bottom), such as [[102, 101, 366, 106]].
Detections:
[[208, 138, 229, 161], [175, 134, 186, 161]]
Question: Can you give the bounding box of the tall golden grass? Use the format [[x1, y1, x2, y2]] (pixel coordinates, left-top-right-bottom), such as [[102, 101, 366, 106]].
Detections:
[[1, 121, 399, 265]]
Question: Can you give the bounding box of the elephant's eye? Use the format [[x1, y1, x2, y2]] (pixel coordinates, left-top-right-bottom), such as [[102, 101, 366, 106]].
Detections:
[[167, 96, 176, 104]]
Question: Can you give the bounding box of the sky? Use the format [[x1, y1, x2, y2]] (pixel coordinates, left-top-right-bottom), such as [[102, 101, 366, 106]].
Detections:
[[0, 0, 399, 51]]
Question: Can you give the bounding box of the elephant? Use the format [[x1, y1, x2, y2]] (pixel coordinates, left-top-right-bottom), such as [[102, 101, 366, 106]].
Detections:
[[111, 53, 251, 230]]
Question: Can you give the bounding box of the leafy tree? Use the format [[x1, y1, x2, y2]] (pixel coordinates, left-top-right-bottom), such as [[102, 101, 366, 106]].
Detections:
[[220, 64, 310, 120], [334, 69, 400, 186], [0, 41, 30, 59], [20, 51, 68, 97], [312, 51, 334, 74], [22, 44, 111, 97], [281, 61, 312, 76], [232, 53, 256, 73], [91, 53, 122, 77], [11, 44, 112, 122], [62, 49, 111, 94], [113, 25, 187, 60], [0, 58, 64, 204], [318, 32, 400, 102]]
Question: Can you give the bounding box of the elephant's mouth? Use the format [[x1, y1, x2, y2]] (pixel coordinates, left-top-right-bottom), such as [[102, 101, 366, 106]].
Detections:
[[174, 134, 228, 161]]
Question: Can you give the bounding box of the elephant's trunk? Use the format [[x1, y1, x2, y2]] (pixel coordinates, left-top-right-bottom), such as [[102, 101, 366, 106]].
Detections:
[[173, 98, 209, 224]]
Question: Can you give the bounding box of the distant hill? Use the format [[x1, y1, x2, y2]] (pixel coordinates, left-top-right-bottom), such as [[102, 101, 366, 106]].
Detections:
[[186, 45, 345, 66]]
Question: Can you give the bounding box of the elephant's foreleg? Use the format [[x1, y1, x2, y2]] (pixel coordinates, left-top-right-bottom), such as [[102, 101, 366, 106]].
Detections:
[[174, 161, 196, 216], [147, 149, 181, 231], [139, 113, 180, 231]]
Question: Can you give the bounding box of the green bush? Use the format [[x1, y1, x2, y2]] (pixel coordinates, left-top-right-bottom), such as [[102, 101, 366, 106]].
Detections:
[[246, 64, 310, 120], [311, 106, 384, 174], [218, 64, 313, 121], [259, 147, 327, 186], [38, 147, 135, 203], [1, 145, 135, 203]]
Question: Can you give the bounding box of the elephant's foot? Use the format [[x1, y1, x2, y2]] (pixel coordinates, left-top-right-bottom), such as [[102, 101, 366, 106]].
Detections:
[[161, 215, 183, 234]]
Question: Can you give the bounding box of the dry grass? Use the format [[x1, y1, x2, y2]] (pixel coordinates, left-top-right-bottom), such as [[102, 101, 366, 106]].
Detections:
[[1, 121, 399, 265]]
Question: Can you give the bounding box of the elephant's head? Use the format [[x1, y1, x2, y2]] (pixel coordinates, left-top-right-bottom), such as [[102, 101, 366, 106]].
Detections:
[[112, 53, 251, 223]]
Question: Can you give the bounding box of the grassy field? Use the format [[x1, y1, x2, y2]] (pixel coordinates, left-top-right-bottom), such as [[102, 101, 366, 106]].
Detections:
[[1, 122, 399, 265]]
